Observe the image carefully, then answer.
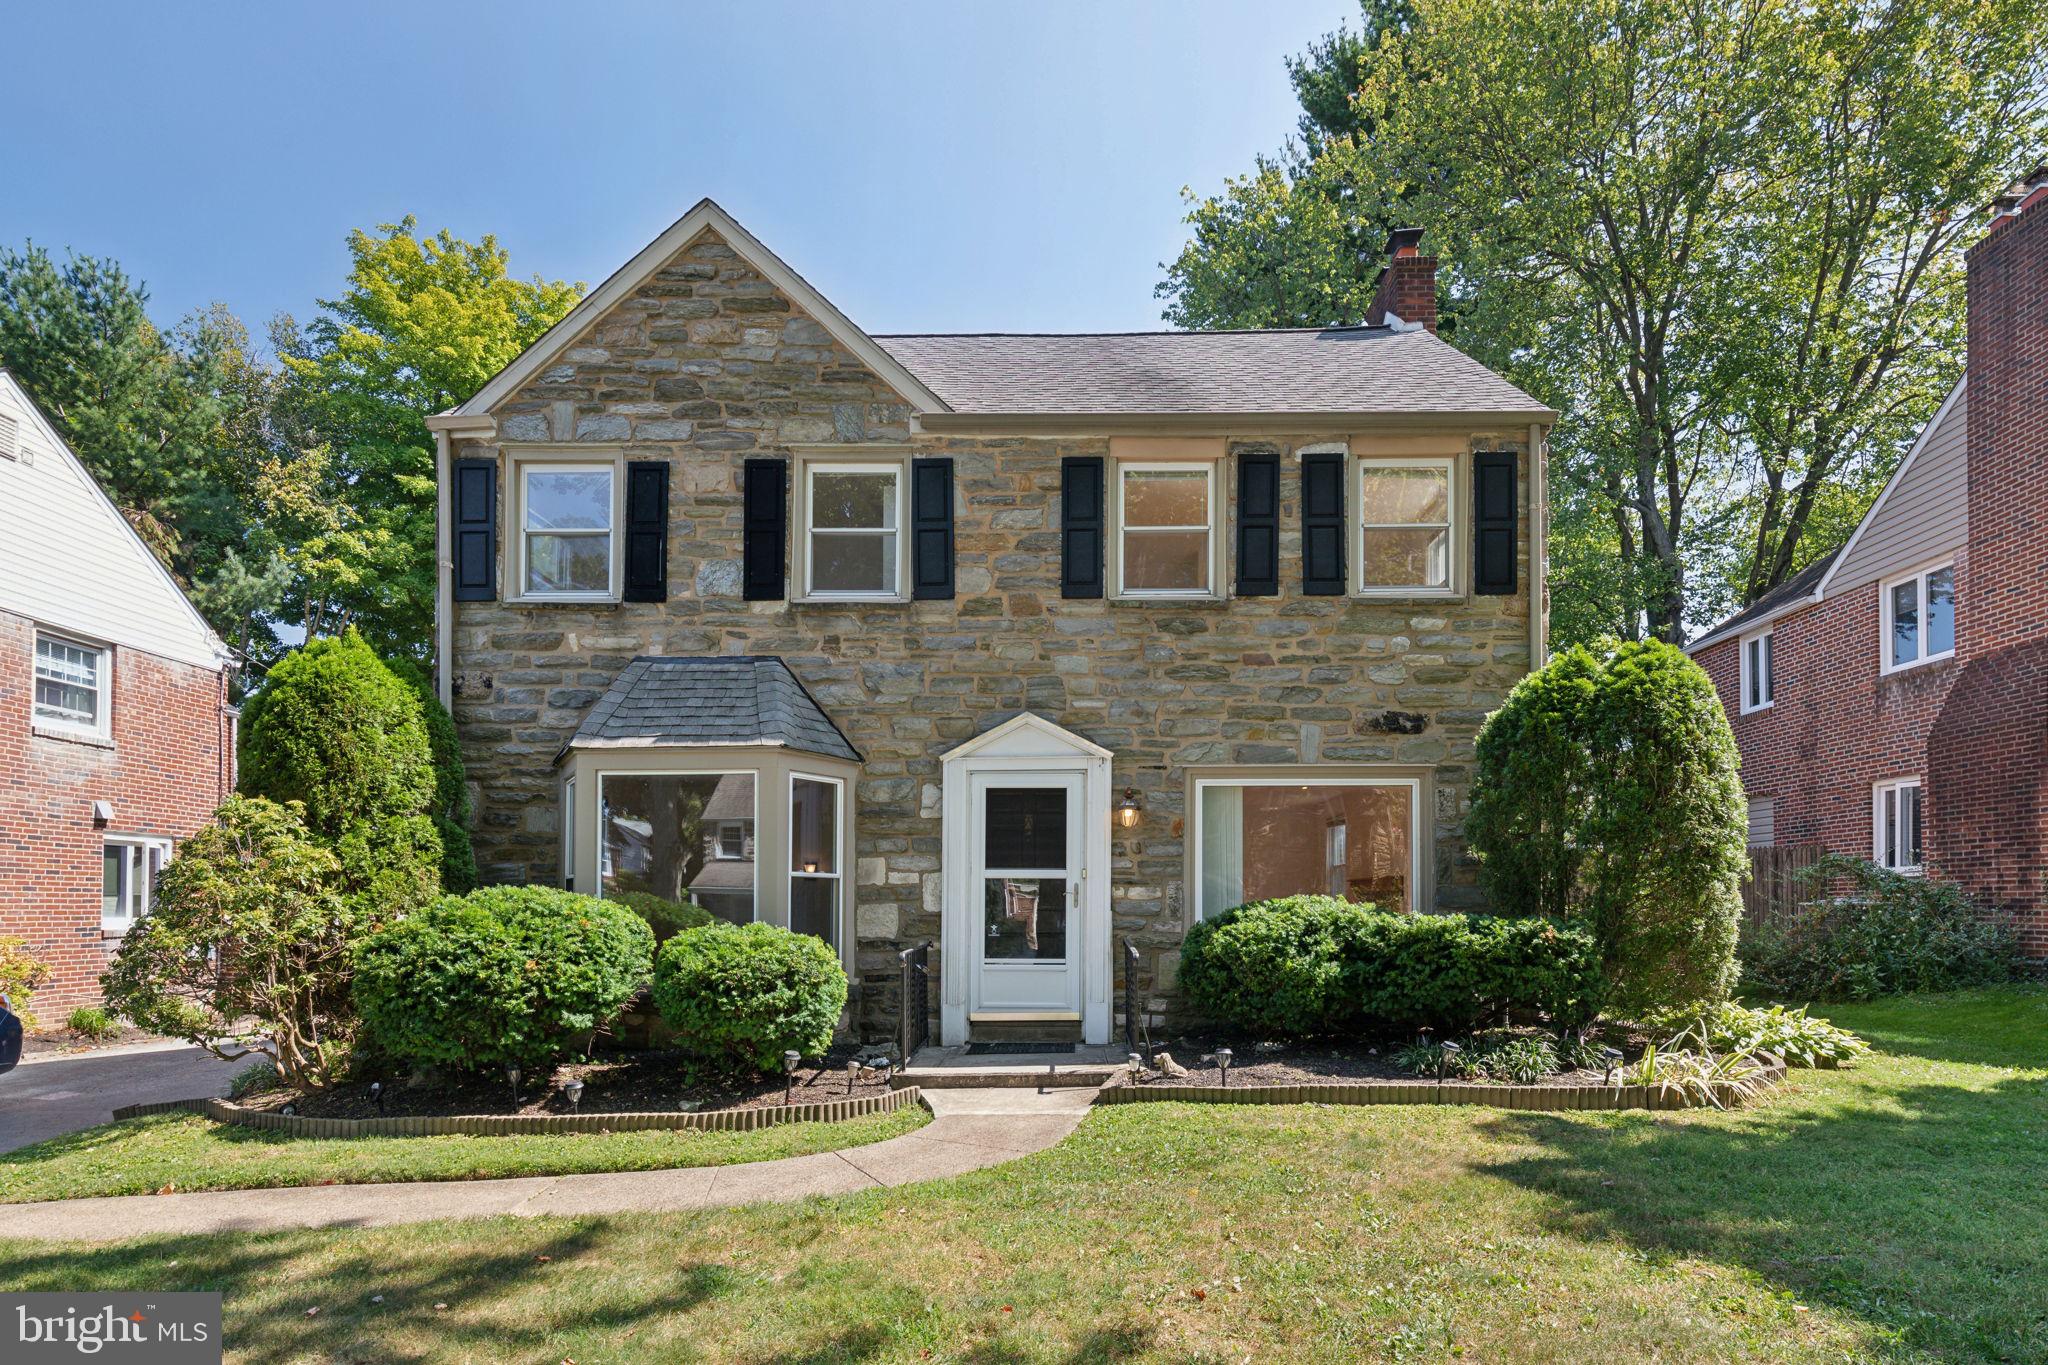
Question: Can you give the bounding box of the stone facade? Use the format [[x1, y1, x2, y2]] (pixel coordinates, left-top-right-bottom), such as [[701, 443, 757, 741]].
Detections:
[[447, 228, 1539, 1037]]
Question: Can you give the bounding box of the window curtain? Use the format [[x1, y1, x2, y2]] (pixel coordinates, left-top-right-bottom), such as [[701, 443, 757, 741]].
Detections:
[[1200, 786, 1244, 917]]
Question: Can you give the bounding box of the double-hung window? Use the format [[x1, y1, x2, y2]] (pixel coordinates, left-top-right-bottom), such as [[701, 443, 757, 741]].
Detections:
[[102, 836, 170, 935], [1882, 563, 1955, 672], [1115, 462, 1215, 597], [1357, 458, 1454, 593], [34, 631, 109, 739], [804, 462, 902, 598], [1740, 629, 1774, 713], [789, 773, 843, 947], [1874, 778, 1922, 873], [520, 462, 616, 598]]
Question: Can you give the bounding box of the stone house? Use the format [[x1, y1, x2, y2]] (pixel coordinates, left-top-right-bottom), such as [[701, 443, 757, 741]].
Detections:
[[1688, 166, 2048, 957], [430, 201, 1555, 1043], [0, 370, 238, 1010]]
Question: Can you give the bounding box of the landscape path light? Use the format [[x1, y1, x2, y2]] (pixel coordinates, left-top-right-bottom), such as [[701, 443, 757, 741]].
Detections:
[[784, 1050, 801, 1106], [1601, 1046, 1624, 1086], [563, 1078, 585, 1112], [1215, 1046, 1233, 1087]]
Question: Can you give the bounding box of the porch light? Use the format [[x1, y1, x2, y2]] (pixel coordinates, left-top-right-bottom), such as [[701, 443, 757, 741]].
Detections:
[[563, 1078, 584, 1112], [1116, 788, 1144, 829]]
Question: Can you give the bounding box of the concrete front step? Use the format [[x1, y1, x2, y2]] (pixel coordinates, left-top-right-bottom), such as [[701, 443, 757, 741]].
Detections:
[[893, 1064, 1123, 1090]]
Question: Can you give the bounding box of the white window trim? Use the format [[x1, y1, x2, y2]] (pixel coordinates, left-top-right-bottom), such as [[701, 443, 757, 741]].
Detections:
[[1739, 627, 1775, 714], [795, 457, 910, 602], [789, 770, 845, 947], [1872, 777, 1924, 874], [32, 629, 113, 742], [1353, 455, 1460, 598], [1189, 774, 1424, 921], [595, 770, 759, 921], [102, 834, 172, 936], [1111, 459, 1223, 600], [713, 820, 749, 860], [1878, 559, 1956, 675], [510, 453, 623, 603], [561, 776, 577, 891]]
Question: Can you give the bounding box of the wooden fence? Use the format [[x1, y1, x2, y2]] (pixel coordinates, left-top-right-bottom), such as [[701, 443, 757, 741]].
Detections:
[[1741, 843, 1825, 930]]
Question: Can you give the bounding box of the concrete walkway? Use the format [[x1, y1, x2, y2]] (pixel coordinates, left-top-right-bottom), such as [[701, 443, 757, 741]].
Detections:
[[0, 1087, 1094, 1243], [0, 1044, 242, 1154]]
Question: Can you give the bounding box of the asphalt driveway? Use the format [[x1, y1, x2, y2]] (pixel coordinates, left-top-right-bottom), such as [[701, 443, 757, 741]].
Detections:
[[0, 1043, 242, 1154]]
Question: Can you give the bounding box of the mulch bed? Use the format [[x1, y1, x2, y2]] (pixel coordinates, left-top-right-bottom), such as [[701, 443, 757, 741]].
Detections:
[[245, 1042, 896, 1120], [22, 1023, 168, 1058], [1115, 1031, 1645, 1092]]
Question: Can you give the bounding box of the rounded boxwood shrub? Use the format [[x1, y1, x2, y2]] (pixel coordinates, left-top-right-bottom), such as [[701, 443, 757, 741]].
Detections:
[[1467, 639, 1747, 1016], [652, 922, 847, 1076], [1180, 896, 1605, 1037], [354, 886, 653, 1074]]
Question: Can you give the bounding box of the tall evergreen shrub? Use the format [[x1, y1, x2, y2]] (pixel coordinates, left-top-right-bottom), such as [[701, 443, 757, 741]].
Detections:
[[1467, 640, 1747, 1015], [383, 656, 478, 893]]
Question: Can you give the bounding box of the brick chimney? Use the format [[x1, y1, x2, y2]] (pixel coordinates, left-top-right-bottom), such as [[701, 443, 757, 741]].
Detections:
[[1925, 161, 2048, 948], [1366, 228, 1438, 333]]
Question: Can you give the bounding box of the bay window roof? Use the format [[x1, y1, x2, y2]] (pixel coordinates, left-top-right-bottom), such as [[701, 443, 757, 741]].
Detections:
[[564, 656, 860, 762]]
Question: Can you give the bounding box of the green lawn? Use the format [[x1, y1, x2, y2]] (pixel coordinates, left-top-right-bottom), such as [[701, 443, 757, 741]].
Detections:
[[2, 987, 2041, 1363], [0, 1106, 929, 1202]]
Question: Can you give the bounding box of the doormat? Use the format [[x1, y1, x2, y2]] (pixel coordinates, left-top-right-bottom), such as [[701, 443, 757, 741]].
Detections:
[[963, 1041, 1076, 1056]]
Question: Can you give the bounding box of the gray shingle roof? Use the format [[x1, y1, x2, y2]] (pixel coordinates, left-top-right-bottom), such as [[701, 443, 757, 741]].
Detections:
[[874, 328, 1553, 418], [568, 656, 860, 762], [1688, 549, 1839, 652]]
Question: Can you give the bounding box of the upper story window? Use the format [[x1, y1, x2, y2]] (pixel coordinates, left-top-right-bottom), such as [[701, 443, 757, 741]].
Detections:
[[1115, 462, 1216, 597], [1874, 778, 1922, 873], [1740, 628, 1774, 713], [1356, 457, 1455, 594], [1882, 562, 1954, 672], [803, 461, 904, 599], [519, 462, 616, 599], [34, 631, 110, 739]]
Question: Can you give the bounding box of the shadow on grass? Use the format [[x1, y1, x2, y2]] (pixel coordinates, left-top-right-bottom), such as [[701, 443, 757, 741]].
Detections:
[[1472, 1070, 2048, 1361]]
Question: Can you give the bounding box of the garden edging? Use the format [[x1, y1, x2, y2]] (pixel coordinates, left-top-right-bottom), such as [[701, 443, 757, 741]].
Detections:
[[111, 1085, 924, 1138], [1101, 1063, 1786, 1112]]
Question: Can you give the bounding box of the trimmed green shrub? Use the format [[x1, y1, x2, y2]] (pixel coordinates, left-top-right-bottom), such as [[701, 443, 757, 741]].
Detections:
[[101, 796, 361, 1089], [384, 656, 478, 894], [1741, 856, 2021, 1001], [354, 886, 654, 1074], [1467, 639, 1747, 1015], [652, 922, 847, 1076], [0, 936, 53, 1030], [610, 890, 714, 945], [1178, 896, 1605, 1037], [239, 628, 441, 913]]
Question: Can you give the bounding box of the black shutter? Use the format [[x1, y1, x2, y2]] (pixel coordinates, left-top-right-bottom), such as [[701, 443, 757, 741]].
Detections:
[[1235, 451, 1280, 596], [1060, 456, 1105, 599], [1473, 450, 1519, 595], [742, 458, 787, 601], [622, 460, 670, 602], [910, 457, 955, 599], [451, 457, 497, 602], [1300, 449, 1346, 595]]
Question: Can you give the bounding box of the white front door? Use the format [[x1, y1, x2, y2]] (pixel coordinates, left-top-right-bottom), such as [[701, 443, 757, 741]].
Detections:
[[969, 770, 1086, 1019]]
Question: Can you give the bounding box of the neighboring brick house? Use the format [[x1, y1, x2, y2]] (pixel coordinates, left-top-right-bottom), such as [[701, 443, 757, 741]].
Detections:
[[1689, 166, 2048, 956], [431, 201, 1555, 1043], [0, 371, 238, 1011]]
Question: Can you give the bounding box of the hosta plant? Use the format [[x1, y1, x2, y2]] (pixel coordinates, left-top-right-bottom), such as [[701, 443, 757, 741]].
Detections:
[[1640, 1001, 1868, 1069]]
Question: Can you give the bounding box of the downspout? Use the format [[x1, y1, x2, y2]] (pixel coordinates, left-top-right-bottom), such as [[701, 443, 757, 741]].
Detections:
[[434, 428, 454, 710], [1528, 422, 1550, 669]]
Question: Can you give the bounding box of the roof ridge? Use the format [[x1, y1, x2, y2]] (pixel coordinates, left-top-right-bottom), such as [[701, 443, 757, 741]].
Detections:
[[876, 326, 1398, 339]]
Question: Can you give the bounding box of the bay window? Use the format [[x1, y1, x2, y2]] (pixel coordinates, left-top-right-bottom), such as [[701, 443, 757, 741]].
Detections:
[[1882, 563, 1955, 672], [1874, 778, 1923, 873], [1115, 462, 1216, 597], [1193, 773, 1422, 919], [600, 772, 757, 926], [519, 462, 616, 598], [1356, 458, 1454, 594], [804, 462, 903, 598]]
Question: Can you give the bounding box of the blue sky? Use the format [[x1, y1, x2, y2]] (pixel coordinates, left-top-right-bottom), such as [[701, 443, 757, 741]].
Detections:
[[3, 2, 1357, 342]]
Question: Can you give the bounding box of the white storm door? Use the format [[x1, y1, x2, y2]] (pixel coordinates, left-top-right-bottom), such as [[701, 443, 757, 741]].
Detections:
[[969, 771, 1085, 1017]]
